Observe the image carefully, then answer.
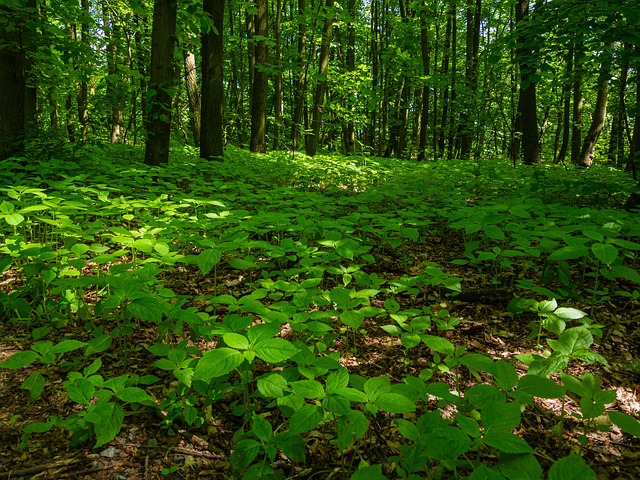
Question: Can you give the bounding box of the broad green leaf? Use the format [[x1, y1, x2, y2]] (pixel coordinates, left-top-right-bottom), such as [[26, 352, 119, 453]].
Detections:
[[375, 392, 416, 413], [609, 265, 640, 283], [252, 413, 273, 442], [468, 465, 505, 479], [548, 326, 592, 355], [228, 257, 257, 269], [336, 410, 369, 451], [465, 384, 506, 409], [395, 418, 419, 441], [128, 296, 164, 322], [517, 375, 565, 399], [482, 401, 520, 432], [548, 246, 588, 261], [1, 350, 39, 369], [196, 248, 222, 275], [274, 431, 306, 463], [401, 333, 422, 349], [483, 225, 505, 241], [254, 338, 297, 363], [51, 340, 87, 354], [608, 411, 640, 437], [460, 353, 495, 374], [86, 401, 124, 448], [424, 427, 471, 460], [5, 212, 25, 226], [257, 373, 289, 398], [22, 372, 46, 401], [498, 453, 542, 480], [548, 455, 596, 480], [223, 332, 250, 350], [591, 242, 618, 266], [340, 309, 364, 329], [349, 464, 385, 480], [66, 377, 95, 404], [553, 307, 586, 320], [194, 348, 244, 381], [291, 379, 325, 399], [289, 404, 324, 434], [422, 335, 455, 356], [492, 360, 519, 391], [116, 387, 153, 404], [484, 431, 533, 453]]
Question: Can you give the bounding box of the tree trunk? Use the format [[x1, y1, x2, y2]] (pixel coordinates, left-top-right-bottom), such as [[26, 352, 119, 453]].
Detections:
[[103, 2, 123, 144], [273, 0, 283, 149], [460, 0, 480, 159], [292, 0, 307, 151], [183, 49, 201, 148], [514, 0, 540, 165], [0, 5, 26, 159], [576, 44, 614, 167], [342, 0, 356, 154], [607, 50, 629, 167], [417, 6, 430, 162], [437, 7, 452, 159], [144, 0, 178, 166], [249, 0, 268, 153], [201, 0, 225, 159], [306, 0, 334, 157], [570, 47, 583, 163], [555, 46, 572, 164]]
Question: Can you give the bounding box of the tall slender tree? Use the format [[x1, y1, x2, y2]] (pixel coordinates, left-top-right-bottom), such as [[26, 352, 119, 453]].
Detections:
[[249, 0, 268, 153]]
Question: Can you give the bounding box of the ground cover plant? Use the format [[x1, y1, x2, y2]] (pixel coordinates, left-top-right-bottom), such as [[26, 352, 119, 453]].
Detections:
[[1, 145, 640, 479]]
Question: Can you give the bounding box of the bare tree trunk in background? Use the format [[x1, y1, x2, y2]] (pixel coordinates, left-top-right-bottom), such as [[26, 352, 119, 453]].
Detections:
[[608, 49, 629, 167], [555, 45, 572, 164], [306, 0, 334, 157], [571, 46, 583, 163], [250, 0, 268, 153], [577, 44, 614, 167], [273, 0, 283, 149], [183, 49, 201, 147], [417, 4, 430, 162], [292, 0, 307, 151]]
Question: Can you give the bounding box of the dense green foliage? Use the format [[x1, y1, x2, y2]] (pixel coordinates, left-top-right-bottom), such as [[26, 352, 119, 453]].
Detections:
[[1, 146, 639, 478]]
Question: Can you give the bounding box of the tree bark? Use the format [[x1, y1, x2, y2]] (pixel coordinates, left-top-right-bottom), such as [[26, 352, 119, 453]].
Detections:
[[417, 5, 430, 162], [273, 0, 283, 149], [514, 0, 540, 165], [183, 49, 201, 148], [201, 0, 225, 159], [576, 44, 614, 167], [570, 47, 583, 163], [144, 0, 178, 166], [103, 1, 123, 144], [249, 0, 268, 153], [292, 0, 307, 151], [0, 5, 26, 159], [306, 0, 334, 157]]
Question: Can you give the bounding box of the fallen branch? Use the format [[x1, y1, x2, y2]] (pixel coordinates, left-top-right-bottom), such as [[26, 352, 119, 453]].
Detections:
[[0, 457, 80, 479]]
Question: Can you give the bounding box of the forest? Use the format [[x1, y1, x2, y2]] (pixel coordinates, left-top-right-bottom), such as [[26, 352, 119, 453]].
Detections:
[[1, 0, 640, 479]]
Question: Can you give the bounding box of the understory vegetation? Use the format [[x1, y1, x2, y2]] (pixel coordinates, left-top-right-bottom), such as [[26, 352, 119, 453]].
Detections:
[[1, 145, 640, 479]]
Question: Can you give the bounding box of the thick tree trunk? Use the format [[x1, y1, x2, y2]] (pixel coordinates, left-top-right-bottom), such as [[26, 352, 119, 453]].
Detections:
[[608, 51, 629, 167], [515, 0, 540, 165], [249, 0, 268, 153], [201, 0, 225, 159], [273, 0, 283, 150], [571, 47, 583, 163], [144, 0, 177, 166], [555, 46, 572, 164], [437, 8, 452, 159], [0, 5, 26, 159], [576, 44, 614, 167], [460, 0, 481, 159], [306, 0, 334, 157], [183, 49, 201, 148], [342, 0, 356, 154]]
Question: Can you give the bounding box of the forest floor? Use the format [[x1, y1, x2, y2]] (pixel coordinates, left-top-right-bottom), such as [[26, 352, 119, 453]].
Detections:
[[1, 145, 639, 479]]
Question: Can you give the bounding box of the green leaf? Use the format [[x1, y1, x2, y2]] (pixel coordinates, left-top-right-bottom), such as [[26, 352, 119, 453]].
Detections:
[[128, 296, 164, 322], [349, 464, 385, 480], [548, 326, 592, 355], [291, 379, 324, 399], [548, 455, 596, 480], [340, 309, 365, 329], [86, 401, 124, 448], [257, 373, 288, 398], [336, 410, 369, 451], [395, 418, 419, 441], [484, 431, 533, 453], [289, 404, 324, 434], [254, 338, 297, 363], [548, 246, 588, 261], [553, 307, 586, 320], [274, 431, 306, 463], [223, 332, 250, 350], [609, 265, 640, 283], [424, 427, 471, 460], [591, 242, 618, 266], [492, 360, 519, 391], [401, 333, 422, 349], [468, 464, 505, 479], [608, 411, 640, 437], [228, 257, 257, 269], [422, 335, 455, 356], [232, 438, 261, 470], [375, 392, 416, 413], [22, 372, 46, 401], [498, 453, 542, 480], [517, 375, 565, 399], [1, 350, 39, 369], [66, 378, 95, 404], [252, 413, 273, 442], [5, 212, 25, 226], [51, 339, 87, 354], [483, 225, 505, 241], [194, 348, 244, 382], [482, 401, 521, 432], [116, 387, 152, 404], [197, 248, 222, 275]]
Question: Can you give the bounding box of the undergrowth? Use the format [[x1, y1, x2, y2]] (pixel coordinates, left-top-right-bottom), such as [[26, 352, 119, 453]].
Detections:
[[1, 144, 639, 479]]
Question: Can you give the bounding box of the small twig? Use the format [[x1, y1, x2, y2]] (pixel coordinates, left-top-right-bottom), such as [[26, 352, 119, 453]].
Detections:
[[0, 458, 81, 479], [55, 462, 123, 478], [172, 448, 224, 460]]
